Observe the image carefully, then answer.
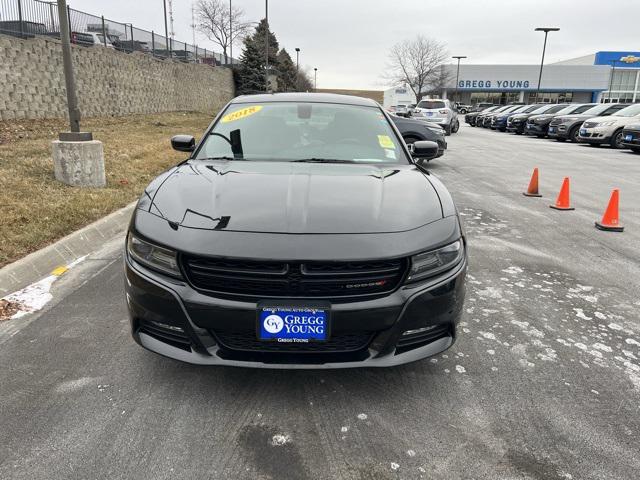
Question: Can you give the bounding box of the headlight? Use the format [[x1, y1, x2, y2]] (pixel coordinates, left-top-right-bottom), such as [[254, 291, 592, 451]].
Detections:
[[562, 117, 578, 122], [535, 118, 546, 124], [127, 234, 182, 278], [596, 121, 616, 127], [406, 240, 464, 283]]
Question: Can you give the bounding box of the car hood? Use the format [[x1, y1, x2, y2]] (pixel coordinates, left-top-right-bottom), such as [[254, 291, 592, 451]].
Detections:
[[555, 114, 596, 122], [144, 160, 444, 234], [585, 115, 639, 126]]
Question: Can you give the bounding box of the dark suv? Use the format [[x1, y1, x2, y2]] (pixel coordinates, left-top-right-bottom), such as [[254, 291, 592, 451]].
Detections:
[[124, 93, 467, 368]]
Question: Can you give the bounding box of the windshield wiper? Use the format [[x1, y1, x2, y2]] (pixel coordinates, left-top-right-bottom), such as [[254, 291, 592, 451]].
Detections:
[[291, 158, 355, 163]]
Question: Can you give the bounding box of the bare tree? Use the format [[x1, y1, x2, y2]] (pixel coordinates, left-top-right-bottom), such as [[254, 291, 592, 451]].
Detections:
[[196, 0, 251, 64], [384, 36, 449, 101]]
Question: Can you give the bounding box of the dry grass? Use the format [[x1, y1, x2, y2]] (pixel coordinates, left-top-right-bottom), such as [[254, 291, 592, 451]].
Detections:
[[0, 111, 213, 268]]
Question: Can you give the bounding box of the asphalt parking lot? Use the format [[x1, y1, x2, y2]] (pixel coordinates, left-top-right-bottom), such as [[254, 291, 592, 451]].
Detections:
[[1, 125, 639, 480]]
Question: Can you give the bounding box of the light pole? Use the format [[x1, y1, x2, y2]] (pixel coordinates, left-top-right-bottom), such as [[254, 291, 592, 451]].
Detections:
[[229, 0, 232, 65], [163, 0, 170, 57], [295, 47, 300, 72], [314, 67, 318, 91], [264, 0, 269, 91], [607, 59, 618, 103], [452, 55, 466, 103], [534, 27, 560, 103], [56, 0, 80, 133]]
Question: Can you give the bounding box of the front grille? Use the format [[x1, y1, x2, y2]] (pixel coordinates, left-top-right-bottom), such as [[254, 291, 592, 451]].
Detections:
[[214, 330, 373, 353], [550, 118, 562, 126], [583, 121, 597, 128], [395, 324, 450, 354], [181, 256, 408, 298]]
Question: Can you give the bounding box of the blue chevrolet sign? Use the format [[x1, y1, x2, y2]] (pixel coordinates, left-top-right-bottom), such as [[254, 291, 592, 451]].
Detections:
[[594, 51, 640, 68]]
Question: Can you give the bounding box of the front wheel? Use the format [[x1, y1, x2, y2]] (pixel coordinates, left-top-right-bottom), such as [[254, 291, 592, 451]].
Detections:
[[611, 129, 625, 149], [569, 126, 580, 143], [451, 119, 460, 133], [444, 124, 452, 135]]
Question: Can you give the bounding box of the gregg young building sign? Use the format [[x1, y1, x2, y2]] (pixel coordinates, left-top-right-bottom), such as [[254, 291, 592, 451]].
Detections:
[[458, 79, 531, 89]]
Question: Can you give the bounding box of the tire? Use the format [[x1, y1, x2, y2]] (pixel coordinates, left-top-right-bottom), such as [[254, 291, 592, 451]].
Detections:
[[631, 147, 640, 153], [611, 129, 625, 149], [444, 124, 452, 136], [568, 126, 580, 143], [459, 108, 467, 114], [451, 119, 460, 133]]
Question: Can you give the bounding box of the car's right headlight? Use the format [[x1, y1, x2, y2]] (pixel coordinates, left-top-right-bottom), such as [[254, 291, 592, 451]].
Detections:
[[595, 121, 616, 127], [406, 239, 464, 283], [127, 234, 182, 278]]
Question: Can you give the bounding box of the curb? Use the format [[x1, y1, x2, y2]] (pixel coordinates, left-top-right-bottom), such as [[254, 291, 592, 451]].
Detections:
[[0, 202, 136, 297]]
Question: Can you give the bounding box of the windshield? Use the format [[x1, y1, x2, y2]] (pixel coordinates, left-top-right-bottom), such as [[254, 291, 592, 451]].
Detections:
[[554, 105, 580, 115], [195, 102, 411, 164], [580, 104, 613, 116], [615, 104, 640, 117], [417, 100, 446, 109]]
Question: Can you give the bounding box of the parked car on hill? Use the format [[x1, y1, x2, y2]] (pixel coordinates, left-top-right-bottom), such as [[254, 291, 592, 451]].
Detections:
[[548, 103, 628, 142], [578, 103, 640, 148], [524, 103, 596, 138], [621, 124, 640, 152], [412, 99, 459, 135], [125, 92, 466, 368], [390, 114, 447, 158]]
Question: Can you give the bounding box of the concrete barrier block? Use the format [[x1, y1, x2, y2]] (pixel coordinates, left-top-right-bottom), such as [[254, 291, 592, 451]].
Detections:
[[52, 140, 106, 188]]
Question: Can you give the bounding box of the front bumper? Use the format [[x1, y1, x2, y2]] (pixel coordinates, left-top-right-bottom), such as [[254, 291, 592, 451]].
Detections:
[[578, 126, 615, 144], [506, 120, 525, 133], [524, 123, 548, 135], [547, 124, 569, 139], [125, 250, 467, 368], [621, 130, 640, 149]]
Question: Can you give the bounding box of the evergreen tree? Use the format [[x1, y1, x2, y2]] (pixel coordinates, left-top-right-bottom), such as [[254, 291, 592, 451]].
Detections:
[[276, 49, 298, 92], [236, 18, 280, 93]]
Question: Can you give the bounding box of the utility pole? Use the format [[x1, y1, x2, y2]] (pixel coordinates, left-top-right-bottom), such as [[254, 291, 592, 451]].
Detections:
[[52, 0, 105, 188], [190, 3, 196, 47], [265, 0, 269, 91], [314, 67, 318, 91], [452, 55, 466, 103], [163, 0, 170, 57], [56, 0, 80, 133], [534, 27, 560, 103]]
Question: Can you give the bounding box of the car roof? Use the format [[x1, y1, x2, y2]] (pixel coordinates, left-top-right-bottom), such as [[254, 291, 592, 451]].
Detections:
[[232, 92, 379, 107]]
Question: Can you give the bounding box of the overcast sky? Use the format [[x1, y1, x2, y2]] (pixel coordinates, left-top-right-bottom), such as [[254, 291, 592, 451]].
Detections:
[[80, 0, 640, 90]]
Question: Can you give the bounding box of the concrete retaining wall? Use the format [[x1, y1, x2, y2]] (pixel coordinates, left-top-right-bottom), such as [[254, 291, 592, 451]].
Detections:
[[0, 34, 234, 120]]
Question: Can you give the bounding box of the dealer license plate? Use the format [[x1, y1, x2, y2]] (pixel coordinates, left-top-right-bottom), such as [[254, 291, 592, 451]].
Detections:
[[258, 305, 329, 343], [625, 134, 633, 142], [549, 127, 556, 133], [580, 128, 587, 136]]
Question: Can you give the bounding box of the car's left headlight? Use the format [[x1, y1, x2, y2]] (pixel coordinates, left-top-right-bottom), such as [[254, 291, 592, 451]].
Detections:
[[127, 234, 182, 278], [406, 239, 464, 283], [596, 121, 616, 127]]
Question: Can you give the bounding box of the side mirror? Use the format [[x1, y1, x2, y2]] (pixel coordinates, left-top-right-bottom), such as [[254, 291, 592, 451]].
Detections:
[[410, 140, 439, 162], [171, 135, 195, 152]]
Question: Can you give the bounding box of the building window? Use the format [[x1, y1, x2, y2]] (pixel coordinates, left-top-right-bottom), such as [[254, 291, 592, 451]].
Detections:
[[527, 92, 573, 104]]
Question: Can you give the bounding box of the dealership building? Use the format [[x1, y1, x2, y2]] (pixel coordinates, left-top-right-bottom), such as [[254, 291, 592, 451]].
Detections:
[[384, 51, 640, 107]]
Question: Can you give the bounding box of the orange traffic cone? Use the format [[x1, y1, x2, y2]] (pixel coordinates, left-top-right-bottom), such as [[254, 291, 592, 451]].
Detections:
[[595, 189, 624, 232], [550, 177, 575, 211], [523, 168, 542, 197]]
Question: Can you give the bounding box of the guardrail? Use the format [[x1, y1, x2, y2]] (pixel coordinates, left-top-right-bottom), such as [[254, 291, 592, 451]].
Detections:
[[0, 0, 230, 65]]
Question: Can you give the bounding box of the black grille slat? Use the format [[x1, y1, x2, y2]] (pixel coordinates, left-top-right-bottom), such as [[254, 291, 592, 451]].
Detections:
[[139, 322, 192, 351], [182, 256, 407, 298], [214, 331, 372, 353], [396, 325, 450, 350]]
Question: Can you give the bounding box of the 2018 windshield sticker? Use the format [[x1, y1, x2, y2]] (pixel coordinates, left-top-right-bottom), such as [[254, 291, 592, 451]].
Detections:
[[221, 105, 263, 123], [377, 135, 395, 149]]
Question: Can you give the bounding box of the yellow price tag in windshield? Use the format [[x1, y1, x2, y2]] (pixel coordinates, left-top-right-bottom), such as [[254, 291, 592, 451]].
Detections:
[[378, 135, 395, 149], [221, 105, 263, 123]]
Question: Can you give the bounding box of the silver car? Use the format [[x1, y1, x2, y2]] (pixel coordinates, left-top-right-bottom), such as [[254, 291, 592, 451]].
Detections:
[[412, 99, 459, 135], [578, 103, 640, 148]]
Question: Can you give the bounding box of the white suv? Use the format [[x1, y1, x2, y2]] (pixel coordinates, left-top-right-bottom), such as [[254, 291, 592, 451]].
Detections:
[[578, 103, 640, 148], [412, 99, 459, 135]]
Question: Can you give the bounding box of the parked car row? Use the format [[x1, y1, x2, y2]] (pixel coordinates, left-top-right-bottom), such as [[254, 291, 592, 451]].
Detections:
[[465, 102, 640, 152]]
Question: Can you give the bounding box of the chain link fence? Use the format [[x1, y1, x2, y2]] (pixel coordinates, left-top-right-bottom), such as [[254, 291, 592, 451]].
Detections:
[[0, 0, 229, 65]]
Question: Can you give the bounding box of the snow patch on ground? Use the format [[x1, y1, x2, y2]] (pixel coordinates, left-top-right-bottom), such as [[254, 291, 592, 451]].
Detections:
[[271, 434, 291, 446], [455, 365, 466, 373]]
